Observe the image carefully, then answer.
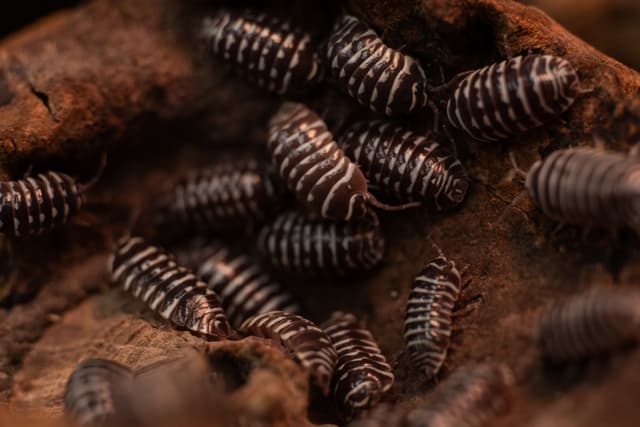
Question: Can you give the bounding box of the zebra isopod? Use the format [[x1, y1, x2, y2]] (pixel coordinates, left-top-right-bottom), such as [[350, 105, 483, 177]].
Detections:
[[257, 210, 385, 275], [200, 9, 322, 95], [154, 160, 284, 233], [446, 54, 580, 141], [0, 156, 106, 238], [536, 288, 640, 362], [192, 243, 301, 328], [268, 102, 419, 221], [339, 120, 469, 211], [404, 255, 463, 380], [322, 311, 394, 420], [522, 147, 640, 231], [240, 310, 337, 395], [404, 363, 514, 427], [326, 14, 428, 116], [109, 236, 233, 340], [64, 359, 133, 426]]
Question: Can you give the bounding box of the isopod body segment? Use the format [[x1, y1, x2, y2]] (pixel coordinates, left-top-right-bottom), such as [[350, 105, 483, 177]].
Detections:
[[257, 210, 385, 275], [240, 310, 337, 394], [109, 236, 233, 340], [524, 147, 640, 231], [404, 255, 463, 379], [536, 288, 640, 361], [201, 9, 322, 95], [194, 243, 301, 328], [339, 120, 469, 211], [326, 14, 428, 116], [446, 54, 579, 141], [322, 311, 394, 420]]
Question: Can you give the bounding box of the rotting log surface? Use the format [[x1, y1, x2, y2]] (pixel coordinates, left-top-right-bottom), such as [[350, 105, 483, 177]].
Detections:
[[1, 0, 640, 426]]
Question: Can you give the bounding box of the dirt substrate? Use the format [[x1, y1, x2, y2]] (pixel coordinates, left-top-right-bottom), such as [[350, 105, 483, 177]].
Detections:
[[1, 0, 640, 426]]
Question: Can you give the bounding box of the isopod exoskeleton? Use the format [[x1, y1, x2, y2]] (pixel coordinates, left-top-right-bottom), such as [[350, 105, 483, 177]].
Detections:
[[240, 310, 337, 395], [257, 210, 385, 275], [536, 288, 640, 362], [322, 311, 394, 420], [200, 9, 322, 95], [192, 242, 301, 328], [447, 55, 579, 141], [404, 255, 464, 380], [64, 359, 133, 426], [268, 102, 419, 221], [154, 160, 285, 233], [0, 156, 106, 238], [523, 147, 640, 231], [326, 14, 428, 116], [339, 120, 468, 211], [404, 363, 514, 427], [109, 236, 233, 340]]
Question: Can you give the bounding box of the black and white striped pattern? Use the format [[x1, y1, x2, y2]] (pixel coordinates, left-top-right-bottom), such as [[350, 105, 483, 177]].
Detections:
[[446, 55, 579, 141], [326, 14, 428, 116], [201, 9, 321, 95], [109, 236, 233, 340], [155, 160, 284, 232], [268, 102, 371, 221], [339, 120, 469, 211], [524, 147, 640, 230], [536, 288, 640, 362], [404, 363, 514, 427], [240, 310, 337, 394], [257, 210, 385, 275], [0, 172, 84, 238], [193, 243, 301, 328], [64, 359, 133, 426], [404, 256, 463, 380], [322, 312, 394, 420]]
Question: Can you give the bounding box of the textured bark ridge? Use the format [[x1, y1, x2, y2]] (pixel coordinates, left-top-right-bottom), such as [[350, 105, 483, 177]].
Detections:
[[1, 0, 640, 426]]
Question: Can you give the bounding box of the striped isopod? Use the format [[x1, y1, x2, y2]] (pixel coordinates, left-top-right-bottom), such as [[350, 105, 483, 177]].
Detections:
[[339, 120, 469, 211], [536, 288, 640, 362], [193, 243, 301, 328], [0, 156, 106, 238], [64, 359, 133, 426], [321, 311, 394, 420], [240, 310, 337, 394], [404, 255, 464, 380], [257, 210, 385, 274], [154, 160, 284, 232], [109, 236, 233, 340], [326, 14, 428, 116], [404, 363, 514, 427], [522, 147, 640, 231], [268, 102, 418, 221], [446, 54, 579, 141], [200, 9, 322, 95]]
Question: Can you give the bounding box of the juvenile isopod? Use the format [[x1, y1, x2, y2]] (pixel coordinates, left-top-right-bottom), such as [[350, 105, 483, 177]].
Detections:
[[154, 160, 284, 233], [240, 310, 337, 395], [64, 359, 133, 426], [404, 363, 514, 427], [200, 9, 322, 95], [404, 253, 472, 380], [257, 210, 385, 275], [191, 242, 301, 328], [0, 155, 106, 238], [268, 102, 419, 221], [326, 14, 428, 116], [446, 54, 580, 141], [513, 147, 640, 231], [109, 236, 233, 340], [536, 288, 640, 361], [339, 120, 468, 211], [322, 311, 394, 420]]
